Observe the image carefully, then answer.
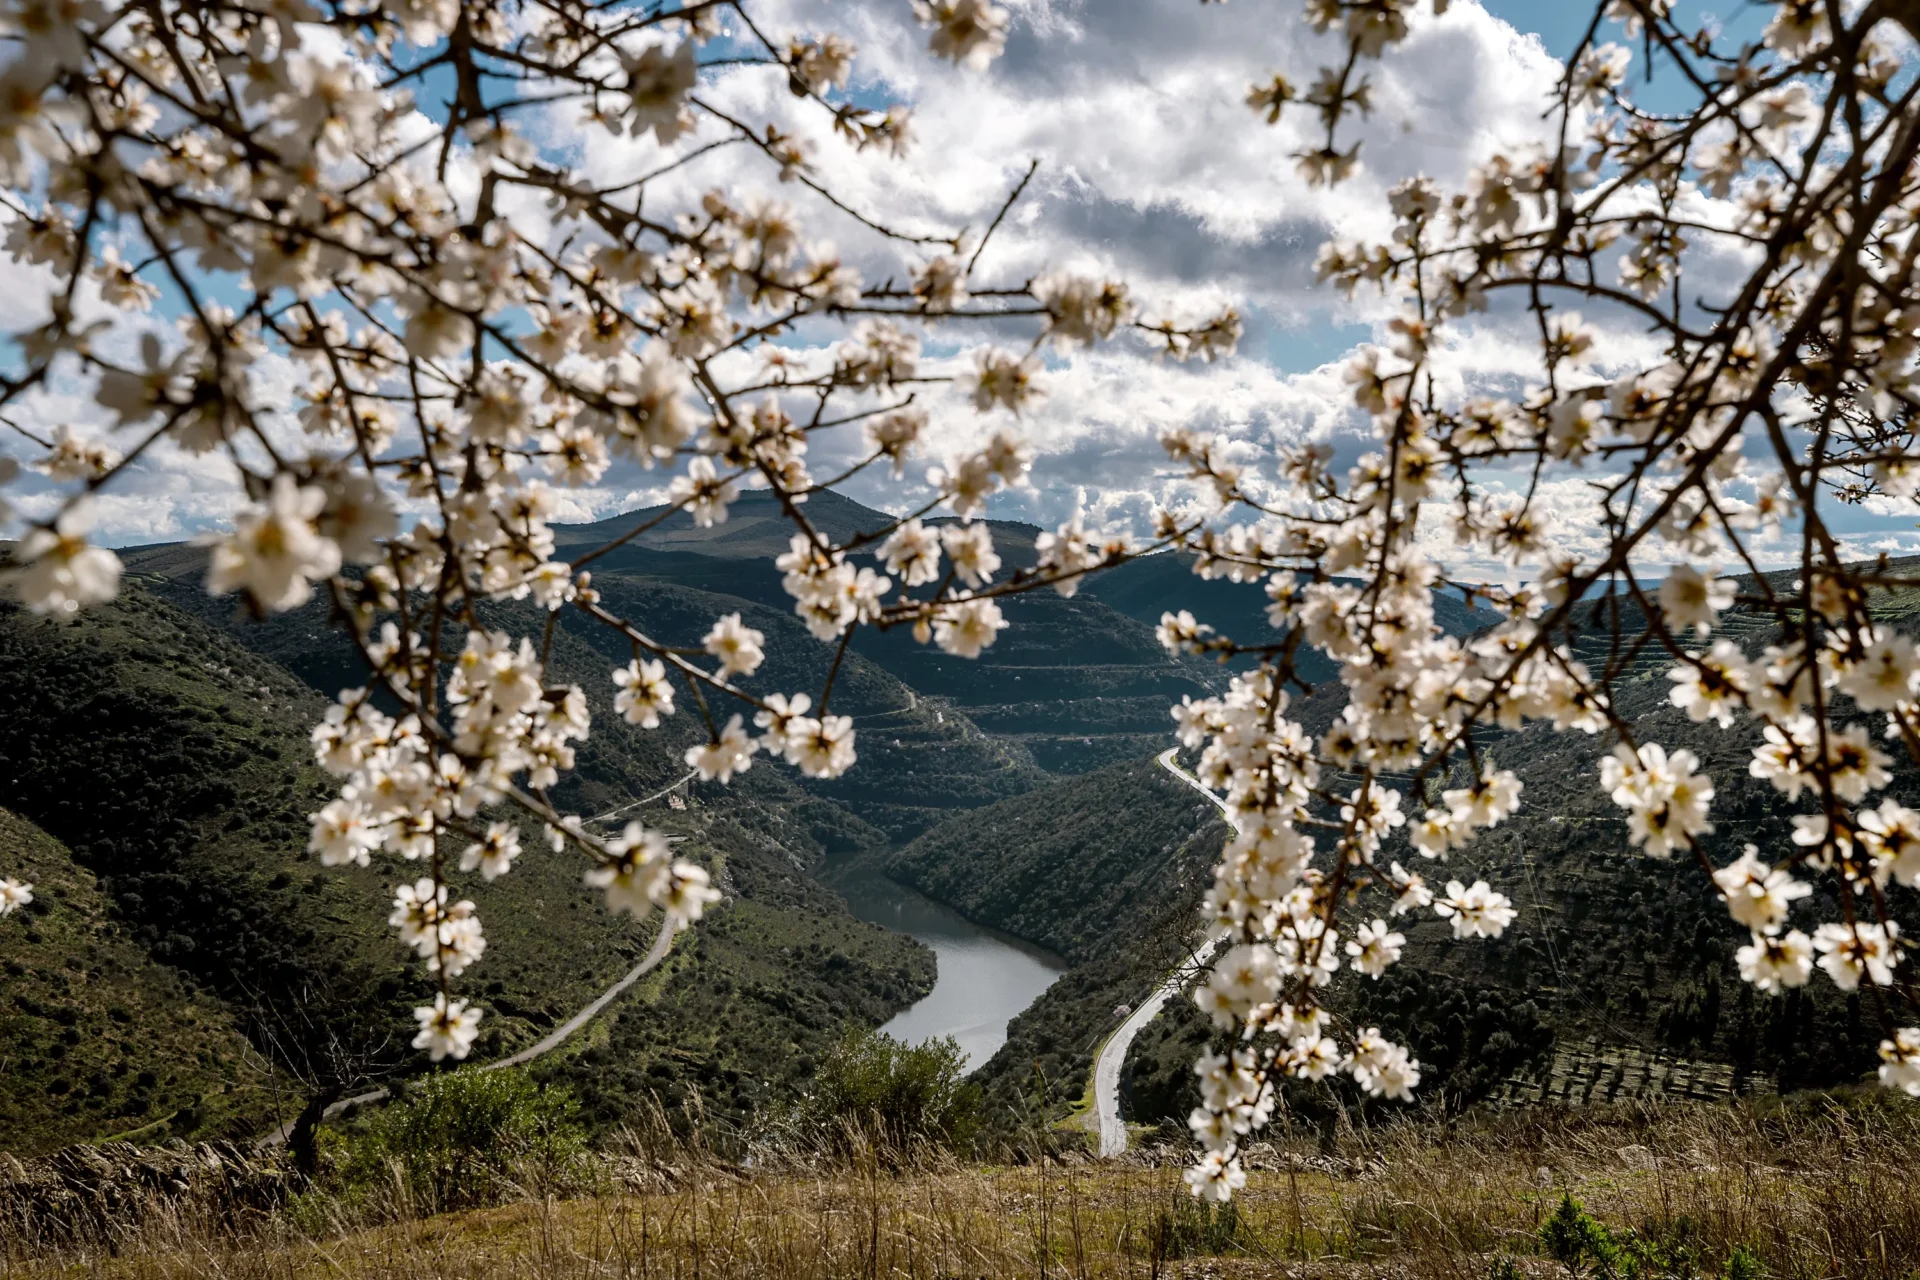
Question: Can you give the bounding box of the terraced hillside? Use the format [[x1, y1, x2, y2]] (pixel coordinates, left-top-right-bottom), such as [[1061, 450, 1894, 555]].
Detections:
[[569, 569, 1048, 840], [897, 573, 1920, 1132], [550, 491, 1235, 778]]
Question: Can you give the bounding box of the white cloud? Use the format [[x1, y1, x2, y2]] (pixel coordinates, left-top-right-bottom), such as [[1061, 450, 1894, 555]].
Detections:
[[3, 0, 1598, 551]]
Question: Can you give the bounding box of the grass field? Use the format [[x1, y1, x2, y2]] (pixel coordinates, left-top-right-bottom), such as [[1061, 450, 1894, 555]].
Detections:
[[10, 1097, 1920, 1279]]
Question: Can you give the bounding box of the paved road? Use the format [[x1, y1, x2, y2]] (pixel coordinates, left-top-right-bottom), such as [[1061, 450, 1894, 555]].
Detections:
[[261, 819, 689, 1146], [1091, 749, 1240, 1158]]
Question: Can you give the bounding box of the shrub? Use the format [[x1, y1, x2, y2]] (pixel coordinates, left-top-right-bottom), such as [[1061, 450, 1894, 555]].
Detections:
[[801, 1028, 980, 1154], [1538, 1193, 1759, 1280], [1541, 1194, 1620, 1278], [334, 1067, 585, 1213]]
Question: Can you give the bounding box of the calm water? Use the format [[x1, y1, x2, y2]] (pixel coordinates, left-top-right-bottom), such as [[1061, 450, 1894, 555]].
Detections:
[[831, 862, 1066, 1073]]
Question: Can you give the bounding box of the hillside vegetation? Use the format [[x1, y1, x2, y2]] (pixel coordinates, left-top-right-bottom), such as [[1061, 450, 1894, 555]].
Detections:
[[5, 490, 1903, 1160], [888, 756, 1227, 965], [890, 578, 1920, 1135], [0, 808, 266, 1149], [0, 582, 931, 1151]]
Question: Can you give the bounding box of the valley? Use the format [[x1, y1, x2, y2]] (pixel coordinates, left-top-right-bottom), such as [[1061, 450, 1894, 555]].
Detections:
[[0, 487, 1251, 1154], [3, 486, 1914, 1165], [829, 857, 1065, 1071]]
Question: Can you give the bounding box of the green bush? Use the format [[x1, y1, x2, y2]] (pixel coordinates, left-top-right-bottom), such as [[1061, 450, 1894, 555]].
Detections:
[[1541, 1193, 1621, 1277], [1539, 1194, 1762, 1280], [335, 1067, 585, 1212], [802, 1028, 981, 1154], [1149, 1195, 1245, 1261]]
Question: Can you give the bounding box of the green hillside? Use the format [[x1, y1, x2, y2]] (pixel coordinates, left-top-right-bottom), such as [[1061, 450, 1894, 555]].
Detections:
[[0, 808, 269, 1153], [0, 586, 424, 1069], [893, 582, 1918, 1130], [887, 756, 1226, 965], [0, 582, 933, 1147]]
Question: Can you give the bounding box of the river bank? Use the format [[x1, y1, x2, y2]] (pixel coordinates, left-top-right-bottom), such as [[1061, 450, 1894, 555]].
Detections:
[[824, 856, 1065, 1072]]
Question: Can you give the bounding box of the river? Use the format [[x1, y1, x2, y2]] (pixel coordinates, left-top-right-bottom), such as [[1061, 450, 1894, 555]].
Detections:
[[829, 861, 1066, 1073]]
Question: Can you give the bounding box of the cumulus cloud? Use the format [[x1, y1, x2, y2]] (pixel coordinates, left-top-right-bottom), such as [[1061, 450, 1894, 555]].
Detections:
[[2, 0, 1596, 553], [582, 0, 1575, 530]]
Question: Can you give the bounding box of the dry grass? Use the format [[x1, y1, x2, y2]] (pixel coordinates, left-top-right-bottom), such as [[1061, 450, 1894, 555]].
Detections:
[[9, 1098, 1920, 1279]]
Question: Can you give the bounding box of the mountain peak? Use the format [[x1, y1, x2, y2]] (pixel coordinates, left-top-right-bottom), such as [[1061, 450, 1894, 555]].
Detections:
[[550, 487, 899, 558]]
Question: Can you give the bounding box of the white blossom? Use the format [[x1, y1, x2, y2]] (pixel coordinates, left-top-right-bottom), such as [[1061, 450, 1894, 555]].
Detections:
[[1183, 1150, 1246, 1202], [1880, 1028, 1920, 1096], [1738, 929, 1814, 992], [784, 712, 857, 778], [941, 522, 1000, 586], [1860, 801, 1920, 886], [1345, 919, 1404, 977], [5, 510, 122, 614], [1434, 879, 1517, 939], [1346, 1027, 1420, 1100], [669, 456, 739, 527], [1711, 845, 1810, 934], [413, 994, 482, 1061], [206, 474, 342, 612], [1658, 566, 1735, 637], [931, 597, 1007, 658], [1600, 743, 1715, 857], [913, 0, 1009, 70], [36, 425, 117, 481], [0, 877, 32, 916], [310, 798, 380, 868], [685, 714, 759, 782], [703, 613, 766, 679], [961, 348, 1041, 414], [614, 658, 677, 728], [1813, 921, 1900, 991], [585, 821, 671, 915], [623, 41, 697, 143], [459, 822, 522, 882], [880, 519, 943, 586]]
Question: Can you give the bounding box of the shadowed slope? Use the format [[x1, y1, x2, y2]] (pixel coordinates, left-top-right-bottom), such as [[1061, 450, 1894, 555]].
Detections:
[[0, 808, 269, 1154]]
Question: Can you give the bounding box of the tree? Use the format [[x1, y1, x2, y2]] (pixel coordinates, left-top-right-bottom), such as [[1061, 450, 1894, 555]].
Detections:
[[0, 0, 1231, 1073], [1165, 0, 1920, 1200], [0, 0, 1918, 1205], [238, 975, 400, 1181]]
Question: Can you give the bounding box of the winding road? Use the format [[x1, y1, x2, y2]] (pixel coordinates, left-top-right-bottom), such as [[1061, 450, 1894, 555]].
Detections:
[[1091, 749, 1239, 1158], [261, 781, 692, 1147], [265, 756, 1231, 1157]]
